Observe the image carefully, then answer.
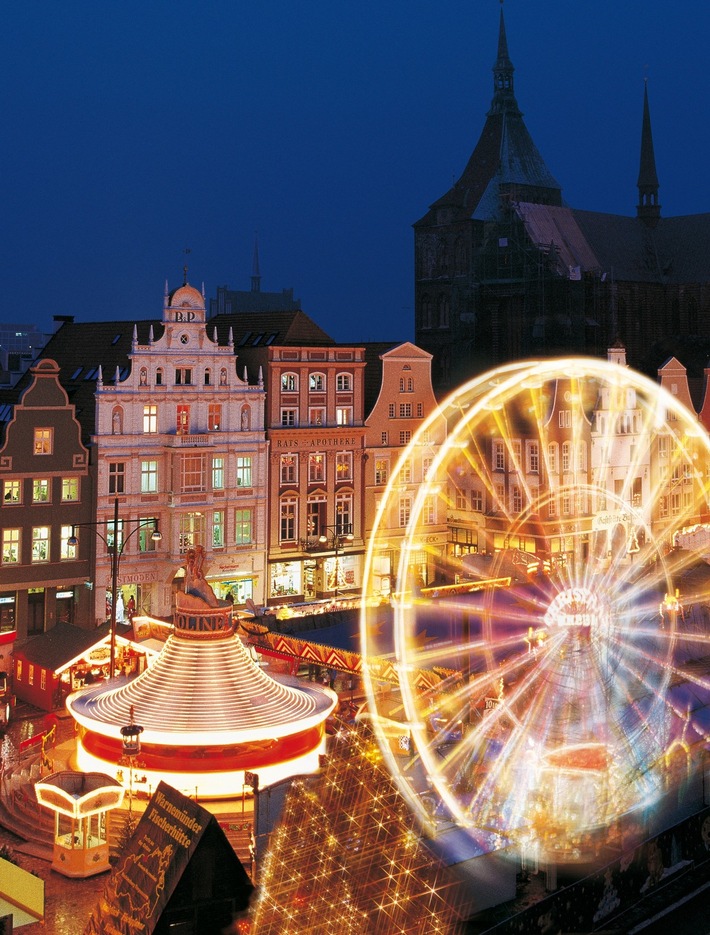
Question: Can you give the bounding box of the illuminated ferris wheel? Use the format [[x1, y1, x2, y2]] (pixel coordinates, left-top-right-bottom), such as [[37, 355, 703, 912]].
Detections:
[[362, 357, 710, 860]]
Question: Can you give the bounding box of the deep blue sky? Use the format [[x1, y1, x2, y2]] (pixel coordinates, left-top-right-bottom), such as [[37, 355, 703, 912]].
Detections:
[[3, 2, 709, 345]]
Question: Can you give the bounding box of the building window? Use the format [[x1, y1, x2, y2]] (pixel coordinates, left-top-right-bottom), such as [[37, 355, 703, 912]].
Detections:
[[388, 404, 395, 418], [336, 452, 352, 482], [493, 441, 505, 471], [307, 498, 326, 537], [494, 482, 505, 510], [156, 368, 163, 386], [562, 492, 571, 515], [32, 478, 50, 502], [562, 441, 571, 473], [235, 508, 253, 545], [177, 405, 190, 435], [455, 486, 467, 510], [309, 407, 326, 426], [512, 485, 523, 513], [280, 454, 297, 484], [399, 496, 412, 527], [140, 461, 158, 493], [336, 373, 352, 392], [528, 442, 539, 474], [336, 407, 352, 426], [658, 435, 668, 459], [139, 518, 158, 553], [60, 525, 77, 560], [208, 404, 222, 431], [107, 518, 124, 552], [281, 409, 297, 427], [375, 458, 389, 485], [400, 460, 412, 484], [471, 489, 483, 512], [417, 402, 423, 417], [309, 454, 325, 484], [212, 456, 224, 490], [181, 453, 207, 492], [3, 480, 21, 504], [204, 368, 211, 386], [547, 443, 558, 474], [236, 457, 252, 488], [280, 498, 297, 542], [309, 373, 325, 392], [213, 510, 225, 548], [559, 410, 572, 428], [399, 403, 412, 418], [2, 529, 20, 564], [335, 495, 353, 535], [423, 496, 435, 525], [399, 431, 411, 445], [108, 463, 125, 495], [577, 441, 587, 472], [423, 457, 433, 480], [281, 372, 298, 392], [28, 665, 34, 687], [31, 526, 50, 563], [143, 405, 158, 433], [175, 368, 192, 385], [34, 428, 52, 455], [61, 477, 79, 501], [179, 512, 205, 552]]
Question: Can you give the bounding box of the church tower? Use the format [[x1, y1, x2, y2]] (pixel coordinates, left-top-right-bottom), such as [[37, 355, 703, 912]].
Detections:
[[636, 80, 661, 227]]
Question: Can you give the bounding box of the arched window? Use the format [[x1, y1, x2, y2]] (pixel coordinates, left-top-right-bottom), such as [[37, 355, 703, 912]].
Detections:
[[281, 372, 298, 392], [335, 373, 351, 392], [156, 368, 163, 386], [204, 368, 211, 386], [309, 372, 325, 392]]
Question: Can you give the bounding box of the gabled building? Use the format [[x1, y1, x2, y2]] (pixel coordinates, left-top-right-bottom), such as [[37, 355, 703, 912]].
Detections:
[[415, 7, 710, 395], [0, 359, 92, 646]]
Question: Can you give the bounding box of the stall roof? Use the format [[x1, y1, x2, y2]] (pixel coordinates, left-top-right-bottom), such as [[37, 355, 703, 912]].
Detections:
[[17, 621, 132, 671]]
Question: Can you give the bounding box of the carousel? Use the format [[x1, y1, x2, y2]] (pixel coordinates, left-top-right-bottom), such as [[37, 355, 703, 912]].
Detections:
[[67, 548, 337, 798]]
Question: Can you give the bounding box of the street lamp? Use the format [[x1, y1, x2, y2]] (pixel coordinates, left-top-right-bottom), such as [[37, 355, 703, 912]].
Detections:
[[318, 523, 354, 601], [120, 706, 144, 819], [68, 497, 161, 680]]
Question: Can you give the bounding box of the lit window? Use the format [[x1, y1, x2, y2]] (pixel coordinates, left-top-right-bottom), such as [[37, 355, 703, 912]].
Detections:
[[31, 526, 50, 563], [178, 512, 205, 552], [375, 459, 388, 485], [336, 452, 352, 482], [177, 405, 190, 435], [399, 497, 411, 527], [235, 508, 253, 545], [528, 443, 539, 474], [3, 480, 21, 504], [236, 457, 252, 488], [547, 443, 558, 474], [423, 496, 435, 525], [34, 428, 52, 455], [562, 442, 571, 473], [60, 525, 77, 560], [141, 461, 158, 493], [280, 454, 298, 485], [309, 408, 326, 426], [61, 477, 79, 501], [471, 489, 483, 512], [107, 519, 123, 552], [335, 495, 352, 535], [208, 404, 222, 432], [213, 510, 225, 548], [423, 457, 433, 480], [309, 454, 325, 484], [139, 518, 158, 553], [143, 405, 158, 433], [212, 457, 224, 490], [32, 479, 50, 502], [2, 528, 20, 564], [400, 460, 412, 484], [336, 407, 352, 426], [108, 463, 125, 495]]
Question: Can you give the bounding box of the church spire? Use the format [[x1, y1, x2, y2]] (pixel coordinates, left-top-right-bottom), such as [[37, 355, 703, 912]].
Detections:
[[251, 231, 261, 293], [488, 2, 520, 117], [637, 80, 661, 226]]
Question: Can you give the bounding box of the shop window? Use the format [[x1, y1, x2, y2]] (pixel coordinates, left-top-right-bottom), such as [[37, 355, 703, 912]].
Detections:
[[141, 460, 158, 493], [236, 457, 252, 488], [143, 405, 158, 434], [109, 463, 125, 495], [31, 527, 50, 563], [235, 508, 252, 545], [3, 480, 21, 504], [32, 478, 50, 502], [2, 529, 20, 564], [34, 428, 52, 455], [62, 477, 79, 501]]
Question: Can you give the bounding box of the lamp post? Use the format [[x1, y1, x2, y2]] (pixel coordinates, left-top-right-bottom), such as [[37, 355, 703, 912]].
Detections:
[[318, 523, 354, 601], [68, 497, 161, 680]]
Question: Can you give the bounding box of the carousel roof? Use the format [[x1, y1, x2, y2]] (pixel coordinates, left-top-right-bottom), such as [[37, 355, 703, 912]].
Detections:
[[67, 630, 335, 745]]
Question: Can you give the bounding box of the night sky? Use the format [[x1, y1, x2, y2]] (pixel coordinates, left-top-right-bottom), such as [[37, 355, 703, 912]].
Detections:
[[3, 1, 709, 345]]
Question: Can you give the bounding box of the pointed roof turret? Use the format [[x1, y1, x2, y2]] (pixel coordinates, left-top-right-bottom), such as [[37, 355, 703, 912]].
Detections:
[[488, 3, 520, 117], [637, 80, 661, 226]]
